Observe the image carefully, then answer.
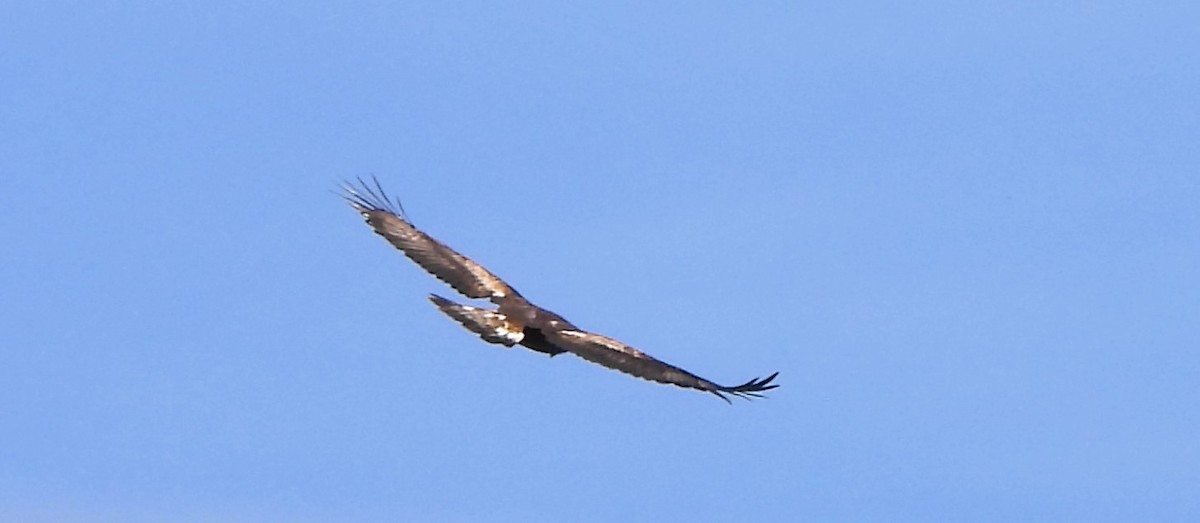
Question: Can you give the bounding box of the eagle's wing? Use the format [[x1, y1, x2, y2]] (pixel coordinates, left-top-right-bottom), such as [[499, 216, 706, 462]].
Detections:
[[341, 178, 517, 302], [545, 329, 779, 403]]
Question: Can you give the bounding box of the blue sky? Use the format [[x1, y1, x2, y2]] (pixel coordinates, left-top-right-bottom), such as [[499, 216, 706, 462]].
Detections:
[[3, 2, 1198, 521]]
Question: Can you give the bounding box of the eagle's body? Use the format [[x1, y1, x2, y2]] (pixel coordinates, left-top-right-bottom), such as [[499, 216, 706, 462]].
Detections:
[[342, 178, 778, 402]]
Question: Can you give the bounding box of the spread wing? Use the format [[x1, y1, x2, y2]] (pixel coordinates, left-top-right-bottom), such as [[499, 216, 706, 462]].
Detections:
[[545, 329, 779, 403], [341, 178, 517, 302]]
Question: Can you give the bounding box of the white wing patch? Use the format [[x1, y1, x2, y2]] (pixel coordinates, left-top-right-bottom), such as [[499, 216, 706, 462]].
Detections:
[[459, 260, 510, 299], [493, 319, 525, 344]]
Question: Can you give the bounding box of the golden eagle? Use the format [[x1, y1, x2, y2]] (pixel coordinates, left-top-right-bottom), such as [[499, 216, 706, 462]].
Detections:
[[341, 178, 779, 402]]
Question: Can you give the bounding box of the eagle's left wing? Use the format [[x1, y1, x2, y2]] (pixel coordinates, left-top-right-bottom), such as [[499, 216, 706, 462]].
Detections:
[[341, 178, 518, 302], [545, 329, 779, 403]]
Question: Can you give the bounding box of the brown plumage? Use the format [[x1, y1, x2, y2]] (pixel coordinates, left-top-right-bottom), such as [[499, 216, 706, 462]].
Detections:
[[341, 177, 779, 402]]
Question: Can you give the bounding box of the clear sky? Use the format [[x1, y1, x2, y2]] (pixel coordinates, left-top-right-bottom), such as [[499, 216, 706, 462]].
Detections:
[[3, 2, 1198, 521]]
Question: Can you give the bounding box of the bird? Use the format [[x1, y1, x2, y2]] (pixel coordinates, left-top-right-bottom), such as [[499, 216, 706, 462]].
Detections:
[[340, 177, 779, 403]]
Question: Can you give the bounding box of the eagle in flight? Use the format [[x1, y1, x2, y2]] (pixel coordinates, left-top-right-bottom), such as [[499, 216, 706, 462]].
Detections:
[[341, 178, 779, 402]]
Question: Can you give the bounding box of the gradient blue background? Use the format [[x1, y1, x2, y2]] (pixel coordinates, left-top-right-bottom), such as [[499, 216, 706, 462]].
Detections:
[[3, 2, 1198, 521]]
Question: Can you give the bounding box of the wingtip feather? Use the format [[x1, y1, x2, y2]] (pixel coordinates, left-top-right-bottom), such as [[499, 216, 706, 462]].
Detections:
[[712, 371, 780, 402], [339, 176, 408, 218]]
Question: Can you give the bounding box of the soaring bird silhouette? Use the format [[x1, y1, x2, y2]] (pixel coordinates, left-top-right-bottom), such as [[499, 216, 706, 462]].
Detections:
[[341, 178, 779, 402]]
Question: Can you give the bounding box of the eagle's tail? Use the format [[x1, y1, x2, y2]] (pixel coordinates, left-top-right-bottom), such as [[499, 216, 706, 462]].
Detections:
[[428, 294, 525, 347]]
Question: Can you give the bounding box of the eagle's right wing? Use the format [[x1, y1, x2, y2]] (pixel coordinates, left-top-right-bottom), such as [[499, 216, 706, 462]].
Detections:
[[545, 329, 779, 403], [342, 178, 517, 302]]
